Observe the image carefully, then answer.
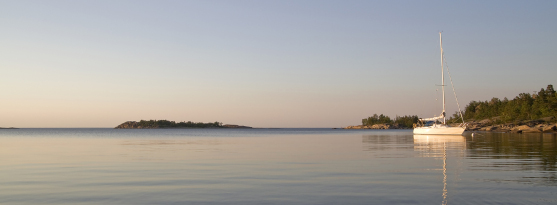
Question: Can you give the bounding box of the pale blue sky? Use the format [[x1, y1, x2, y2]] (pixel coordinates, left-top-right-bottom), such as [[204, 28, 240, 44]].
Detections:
[[1, 0, 556, 127]]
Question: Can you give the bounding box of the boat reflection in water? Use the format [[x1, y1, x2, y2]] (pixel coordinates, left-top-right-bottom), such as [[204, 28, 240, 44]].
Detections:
[[414, 135, 466, 205]]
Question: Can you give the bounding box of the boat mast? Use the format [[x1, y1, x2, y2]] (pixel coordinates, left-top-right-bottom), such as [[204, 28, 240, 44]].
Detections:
[[440, 32, 446, 124]]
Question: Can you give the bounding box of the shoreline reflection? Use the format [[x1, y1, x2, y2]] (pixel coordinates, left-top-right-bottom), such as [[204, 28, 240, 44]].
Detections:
[[465, 133, 557, 185]]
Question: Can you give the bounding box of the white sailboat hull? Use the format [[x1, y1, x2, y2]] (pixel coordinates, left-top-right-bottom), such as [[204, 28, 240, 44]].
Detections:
[[413, 125, 465, 135]]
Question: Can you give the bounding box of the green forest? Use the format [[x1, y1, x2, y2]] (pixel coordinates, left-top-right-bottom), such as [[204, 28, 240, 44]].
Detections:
[[362, 114, 419, 128], [449, 84, 557, 123], [363, 84, 557, 127]]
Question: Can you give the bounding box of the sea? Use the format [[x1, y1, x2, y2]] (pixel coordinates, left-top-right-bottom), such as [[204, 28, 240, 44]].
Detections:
[[0, 128, 556, 205]]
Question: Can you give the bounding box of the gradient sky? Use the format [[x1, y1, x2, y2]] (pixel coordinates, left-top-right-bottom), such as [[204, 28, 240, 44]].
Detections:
[[1, 0, 556, 128]]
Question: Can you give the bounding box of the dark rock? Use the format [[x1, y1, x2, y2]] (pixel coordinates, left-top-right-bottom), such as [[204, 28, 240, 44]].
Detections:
[[494, 128, 511, 132], [465, 122, 482, 131], [542, 124, 557, 133], [523, 120, 543, 127]]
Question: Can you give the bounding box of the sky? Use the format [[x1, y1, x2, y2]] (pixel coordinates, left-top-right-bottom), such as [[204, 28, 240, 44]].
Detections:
[[1, 0, 556, 128]]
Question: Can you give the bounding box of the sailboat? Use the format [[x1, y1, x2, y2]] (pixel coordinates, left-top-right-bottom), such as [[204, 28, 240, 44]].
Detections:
[[413, 33, 466, 135]]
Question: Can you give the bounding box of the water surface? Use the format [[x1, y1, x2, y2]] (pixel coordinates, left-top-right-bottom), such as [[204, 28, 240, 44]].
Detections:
[[1, 129, 556, 204]]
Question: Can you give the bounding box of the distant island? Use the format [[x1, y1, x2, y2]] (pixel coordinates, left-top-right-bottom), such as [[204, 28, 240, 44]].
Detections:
[[345, 84, 557, 133], [115, 120, 252, 129], [0, 127, 18, 129]]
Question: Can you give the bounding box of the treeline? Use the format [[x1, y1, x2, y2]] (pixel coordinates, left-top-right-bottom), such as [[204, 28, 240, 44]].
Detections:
[[135, 120, 222, 128], [362, 114, 419, 128], [448, 84, 557, 123]]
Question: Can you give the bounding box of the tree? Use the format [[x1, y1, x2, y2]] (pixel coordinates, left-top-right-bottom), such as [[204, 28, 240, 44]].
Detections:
[[362, 114, 418, 128], [459, 85, 556, 123]]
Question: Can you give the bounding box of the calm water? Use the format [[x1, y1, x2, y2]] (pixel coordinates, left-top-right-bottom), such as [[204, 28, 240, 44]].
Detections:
[[1, 129, 556, 205]]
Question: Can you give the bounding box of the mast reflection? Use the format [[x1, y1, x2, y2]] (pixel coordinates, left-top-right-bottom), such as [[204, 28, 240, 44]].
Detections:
[[414, 135, 466, 205]]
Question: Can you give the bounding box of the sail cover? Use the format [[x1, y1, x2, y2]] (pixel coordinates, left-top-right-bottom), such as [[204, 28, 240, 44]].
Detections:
[[419, 112, 445, 121]]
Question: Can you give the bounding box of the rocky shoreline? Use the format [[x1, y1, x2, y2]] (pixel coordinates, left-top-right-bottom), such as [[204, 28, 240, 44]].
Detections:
[[344, 116, 557, 134], [344, 124, 411, 130], [465, 117, 556, 133]]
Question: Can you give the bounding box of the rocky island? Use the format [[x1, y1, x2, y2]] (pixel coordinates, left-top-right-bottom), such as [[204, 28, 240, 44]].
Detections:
[[115, 120, 251, 129]]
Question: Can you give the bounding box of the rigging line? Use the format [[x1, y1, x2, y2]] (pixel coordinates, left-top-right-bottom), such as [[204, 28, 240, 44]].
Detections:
[[443, 55, 465, 124]]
